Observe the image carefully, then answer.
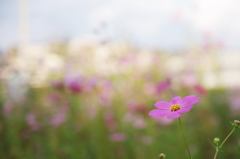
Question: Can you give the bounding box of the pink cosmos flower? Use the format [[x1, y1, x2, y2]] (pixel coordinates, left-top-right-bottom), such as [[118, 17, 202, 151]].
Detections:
[[149, 95, 200, 119]]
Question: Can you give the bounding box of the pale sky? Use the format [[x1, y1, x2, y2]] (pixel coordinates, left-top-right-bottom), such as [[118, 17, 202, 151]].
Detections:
[[1, 0, 240, 51]]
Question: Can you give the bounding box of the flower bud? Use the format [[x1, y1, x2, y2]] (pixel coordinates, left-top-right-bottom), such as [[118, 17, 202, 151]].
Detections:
[[213, 137, 220, 143], [159, 153, 166, 158], [234, 120, 240, 125], [234, 120, 240, 128]]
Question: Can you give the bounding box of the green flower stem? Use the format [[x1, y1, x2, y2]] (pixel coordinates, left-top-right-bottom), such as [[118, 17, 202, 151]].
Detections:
[[213, 127, 236, 159], [213, 148, 219, 159], [178, 117, 192, 159], [219, 127, 235, 149]]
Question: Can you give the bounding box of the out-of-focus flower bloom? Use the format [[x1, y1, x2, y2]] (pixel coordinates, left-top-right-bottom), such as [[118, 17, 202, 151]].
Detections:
[[202, 42, 211, 51], [26, 113, 40, 131], [51, 112, 66, 127], [84, 77, 98, 92], [134, 118, 146, 129], [47, 93, 60, 103], [149, 95, 200, 119], [104, 112, 116, 131], [118, 53, 136, 65], [156, 79, 170, 94], [128, 103, 148, 114], [109, 133, 126, 142], [50, 106, 68, 127], [181, 73, 207, 95], [182, 72, 197, 87], [143, 82, 156, 95], [229, 95, 240, 115], [99, 80, 113, 107], [193, 84, 207, 95], [65, 73, 84, 93]]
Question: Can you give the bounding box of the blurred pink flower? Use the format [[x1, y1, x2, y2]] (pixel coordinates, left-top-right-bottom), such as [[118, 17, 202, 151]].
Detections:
[[149, 95, 200, 119], [229, 96, 240, 115], [193, 84, 207, 95], [99, 80, 113, 107], [47, 93, 60, 103], [143, 82, 156, 95], [156, 79, 170, 94], [51, 106, 68, 127], [134, 118, 146, 129], [181, 73, 207, 95], [109, 133, 126, 142], [202, 42, 211, 51], [182, 72, 197, 87], [99, 91, 112, 106], [104, 112, 116, 131], [84, 78, 98, 92], [128, 103, 148, 114], [26, 113, 40, 131], [65, 73, 84, 93], [51, 112, 66, 127], [118, 53, 136, 65]]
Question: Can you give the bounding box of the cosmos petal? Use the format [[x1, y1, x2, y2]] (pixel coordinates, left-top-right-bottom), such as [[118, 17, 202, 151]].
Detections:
[[167, 111, 181, 119], [170, 96, 182, 105], [178, 105, 194, 113], [180, 95, 200, 107], [148, 109, 170, 118], [154, 101, 171, 109]]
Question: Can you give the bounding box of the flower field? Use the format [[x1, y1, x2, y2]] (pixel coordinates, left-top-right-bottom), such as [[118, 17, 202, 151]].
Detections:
[[0, 42, 239, 159]]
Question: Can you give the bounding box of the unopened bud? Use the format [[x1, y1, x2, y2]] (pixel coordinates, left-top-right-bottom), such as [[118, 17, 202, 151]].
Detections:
[[213, 138, 220, 143], [159, 153, 166, 158], [233, 120, 240, 128], [234, 120, 240, 125]]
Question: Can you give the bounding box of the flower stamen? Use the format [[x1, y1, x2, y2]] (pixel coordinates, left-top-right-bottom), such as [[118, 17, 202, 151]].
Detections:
[[170, 104, 180, 111]]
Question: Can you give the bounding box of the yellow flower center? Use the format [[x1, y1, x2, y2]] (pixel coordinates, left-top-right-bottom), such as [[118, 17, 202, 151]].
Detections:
[[170, 104, 180, 111]]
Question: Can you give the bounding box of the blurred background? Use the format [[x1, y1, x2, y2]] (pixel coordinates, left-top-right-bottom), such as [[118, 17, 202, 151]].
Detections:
[[0, 0, 240, 159]]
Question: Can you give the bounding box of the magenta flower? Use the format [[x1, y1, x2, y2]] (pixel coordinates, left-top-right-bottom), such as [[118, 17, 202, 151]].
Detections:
[[149, 95, 200, 119]]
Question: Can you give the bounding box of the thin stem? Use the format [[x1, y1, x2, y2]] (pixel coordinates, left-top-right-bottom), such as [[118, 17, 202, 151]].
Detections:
[[178, 117, 192, 159], [219, 127, 235, 149], [213, 148, 218, 159], [213, 127, 235, 159]]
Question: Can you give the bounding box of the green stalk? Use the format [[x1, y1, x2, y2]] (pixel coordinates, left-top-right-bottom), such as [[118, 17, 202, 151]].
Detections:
[[178, 117, 192, 159], [219, 127, 235, 149], [213, 127, 235, 159]]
